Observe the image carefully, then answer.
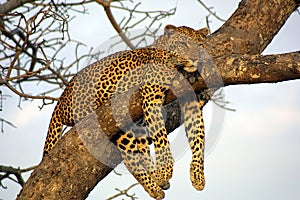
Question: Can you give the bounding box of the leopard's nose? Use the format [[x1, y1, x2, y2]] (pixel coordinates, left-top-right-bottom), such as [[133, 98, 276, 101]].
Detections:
[[190, 58, 199, 68], [191, 57, 199, 64]]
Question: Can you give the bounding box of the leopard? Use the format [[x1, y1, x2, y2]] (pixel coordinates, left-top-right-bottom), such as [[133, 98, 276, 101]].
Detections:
[[43, 24, 209, 200]]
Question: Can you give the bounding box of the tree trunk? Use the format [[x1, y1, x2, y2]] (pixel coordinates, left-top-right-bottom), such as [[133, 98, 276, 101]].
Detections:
[[17, 0, 299, 199]]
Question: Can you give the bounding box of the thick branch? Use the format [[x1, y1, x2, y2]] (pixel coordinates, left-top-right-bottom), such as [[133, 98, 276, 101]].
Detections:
[[219, 52, 300, 86], [188, 52, 300, 93], [206, 0, 298, 56]]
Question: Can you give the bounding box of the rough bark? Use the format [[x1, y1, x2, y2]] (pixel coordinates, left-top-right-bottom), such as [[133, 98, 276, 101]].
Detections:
[[17, 0, 299, 199]]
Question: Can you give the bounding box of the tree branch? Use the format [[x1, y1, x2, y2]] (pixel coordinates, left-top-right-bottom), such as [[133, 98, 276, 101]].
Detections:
[[1, 79, 59, 101], [0, 165, 36, 188], [0, 4, 90, 102], [219, 52, 300, 86], [0, 118, 17, 133], [107, 183, 139, 200], [95, 0, 135, 50], [0, 0, 34, 14], [206, 0, 298, 56], [195, 0, 226, 22]]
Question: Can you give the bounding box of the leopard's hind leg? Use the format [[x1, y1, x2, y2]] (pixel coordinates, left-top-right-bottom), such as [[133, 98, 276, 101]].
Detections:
[[139, 84, 174, 188], [136, 134, 171, 190], [116, 131, 165, 200]]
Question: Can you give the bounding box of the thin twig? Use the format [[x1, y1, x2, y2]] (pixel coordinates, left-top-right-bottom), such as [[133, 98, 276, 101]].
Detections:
[[106, 183, 139, 200], [5, 63, 50, 82], [2, 80, 59, 101], [96, 0, 135, 50], [211, 89, 236, 112], [0, 118, 17, 133], [113, 169, 122, 176], [0, 165, 37, 187], [195, 0, 226, 22]]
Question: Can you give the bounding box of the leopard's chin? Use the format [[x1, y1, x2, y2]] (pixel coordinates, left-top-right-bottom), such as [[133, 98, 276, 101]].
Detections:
[[183, 65, 197, 72]]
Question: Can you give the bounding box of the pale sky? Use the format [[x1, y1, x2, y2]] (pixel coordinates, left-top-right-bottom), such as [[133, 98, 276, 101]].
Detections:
[[1, 0, 300, 200]]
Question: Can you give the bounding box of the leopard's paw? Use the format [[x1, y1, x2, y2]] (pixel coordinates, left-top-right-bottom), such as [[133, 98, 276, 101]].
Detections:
[[147, 185, 165, 200], [190, 162, 205, 191], [134, 172, 165, 199], [151, 160, 174, 189]]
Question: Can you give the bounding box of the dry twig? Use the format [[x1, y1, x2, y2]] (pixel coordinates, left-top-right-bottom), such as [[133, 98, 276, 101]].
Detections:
[[106, 183, 140, 200], [0, 165, 37, 188]]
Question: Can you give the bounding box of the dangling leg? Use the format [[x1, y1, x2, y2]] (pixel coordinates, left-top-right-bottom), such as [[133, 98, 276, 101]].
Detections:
[[183, 99, 205, 190], [131, 125, 157, 182], [116, 131, 165, 199], [140, 84, 174, 188], [135, 133, 171, 190]]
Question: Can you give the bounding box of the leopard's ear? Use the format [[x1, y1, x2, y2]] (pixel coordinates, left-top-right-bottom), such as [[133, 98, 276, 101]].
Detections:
[[164, 24, 177, 37], [197, 27, 210, 37]]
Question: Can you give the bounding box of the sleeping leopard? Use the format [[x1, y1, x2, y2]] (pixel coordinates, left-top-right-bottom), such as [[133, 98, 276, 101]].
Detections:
[[43, 24, 209, 199]]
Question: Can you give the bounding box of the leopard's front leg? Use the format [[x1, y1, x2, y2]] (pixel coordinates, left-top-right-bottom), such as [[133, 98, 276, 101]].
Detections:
[[183, 99, 206, 191], [140, 84, 174, 189]]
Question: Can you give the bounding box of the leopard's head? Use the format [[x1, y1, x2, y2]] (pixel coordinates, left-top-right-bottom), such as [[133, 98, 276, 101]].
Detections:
[[152, 24, 209, 73]]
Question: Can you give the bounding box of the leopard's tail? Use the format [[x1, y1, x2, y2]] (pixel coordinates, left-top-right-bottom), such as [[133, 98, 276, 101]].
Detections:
[[43, 106, 63, 156]]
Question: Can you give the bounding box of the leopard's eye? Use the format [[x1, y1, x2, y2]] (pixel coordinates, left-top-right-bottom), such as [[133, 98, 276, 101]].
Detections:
[[169, 45, 176, 51], [179, 41, 188, 47]]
